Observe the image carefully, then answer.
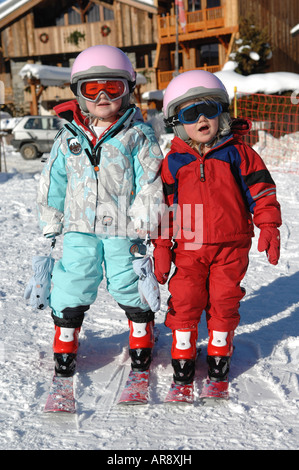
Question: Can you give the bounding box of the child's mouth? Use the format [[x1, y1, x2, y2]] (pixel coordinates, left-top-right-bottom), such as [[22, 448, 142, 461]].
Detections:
[[198, 125, 209, 132]]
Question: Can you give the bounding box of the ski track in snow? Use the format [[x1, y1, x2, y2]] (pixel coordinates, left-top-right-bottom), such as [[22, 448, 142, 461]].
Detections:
[[0, 146, 299, 450]]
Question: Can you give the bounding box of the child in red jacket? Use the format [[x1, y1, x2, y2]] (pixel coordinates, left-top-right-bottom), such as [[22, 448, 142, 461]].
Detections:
[[153, 70, 281, 386]]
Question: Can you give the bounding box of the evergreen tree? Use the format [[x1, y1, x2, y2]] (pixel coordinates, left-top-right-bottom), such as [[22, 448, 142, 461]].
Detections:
[[231, 15, 272, 75]]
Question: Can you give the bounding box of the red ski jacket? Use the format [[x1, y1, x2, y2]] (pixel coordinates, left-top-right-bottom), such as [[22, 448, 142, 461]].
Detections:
[[157, 119, 281, 247]]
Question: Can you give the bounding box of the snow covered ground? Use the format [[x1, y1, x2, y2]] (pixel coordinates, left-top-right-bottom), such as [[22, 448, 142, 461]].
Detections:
[[0, 138, 299, 451]]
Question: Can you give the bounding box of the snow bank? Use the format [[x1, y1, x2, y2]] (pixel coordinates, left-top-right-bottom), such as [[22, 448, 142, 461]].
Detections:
[[216, 63, 299, 100], [253, 131, 299, 173]]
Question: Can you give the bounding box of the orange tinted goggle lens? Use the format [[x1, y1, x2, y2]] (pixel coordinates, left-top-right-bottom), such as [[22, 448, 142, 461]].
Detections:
[[81, 80, 126, 100]]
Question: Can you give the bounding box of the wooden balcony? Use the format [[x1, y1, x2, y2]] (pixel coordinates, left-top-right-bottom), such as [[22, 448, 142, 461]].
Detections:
[[157, 64, 221, 91], [158, 6, 231, 44], [32, 20, 117, 57]]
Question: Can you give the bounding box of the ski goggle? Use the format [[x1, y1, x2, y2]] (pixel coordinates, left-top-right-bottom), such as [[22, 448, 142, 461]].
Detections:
[[77, 78, 129, 102], [177, 101, 223, 124]]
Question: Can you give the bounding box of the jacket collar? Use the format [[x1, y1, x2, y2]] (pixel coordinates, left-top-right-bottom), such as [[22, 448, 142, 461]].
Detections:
[[54, 100, 141, 146]]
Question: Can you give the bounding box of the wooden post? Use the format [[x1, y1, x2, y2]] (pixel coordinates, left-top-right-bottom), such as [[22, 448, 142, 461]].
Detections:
[[234, 86, 237, 118], [30, 81, 38, 115]]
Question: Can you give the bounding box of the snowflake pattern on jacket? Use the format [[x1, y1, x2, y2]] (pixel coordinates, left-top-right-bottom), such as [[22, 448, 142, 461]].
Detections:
[[37, 101, 164, 238]]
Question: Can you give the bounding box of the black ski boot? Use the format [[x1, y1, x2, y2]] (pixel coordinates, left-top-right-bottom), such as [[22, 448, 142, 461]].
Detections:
[[207, 355, 231, 381], [172, 358, 196, 385], [129, 348, 152, 371], [54, 353, 77, 377]]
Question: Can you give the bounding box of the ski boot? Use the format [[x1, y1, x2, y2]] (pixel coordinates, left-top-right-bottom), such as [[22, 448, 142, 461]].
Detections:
[[171, 327, 198, 385], [53, 326, 80, 377], [207, 330, 234, 381], [129, 320, 155, 371]]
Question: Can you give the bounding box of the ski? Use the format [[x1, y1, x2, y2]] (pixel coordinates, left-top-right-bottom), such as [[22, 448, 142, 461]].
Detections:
[[164, 348, 201, 404], [118, 369, 150, 405], [164, 381, 194, 404], [44, 374, 76, 414], [117, 326, 160, 405], [200, 377, 229, 402]]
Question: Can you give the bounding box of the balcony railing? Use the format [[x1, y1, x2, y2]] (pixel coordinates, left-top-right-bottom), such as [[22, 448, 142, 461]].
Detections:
[[158, 64, 221, 90], [32, 20, 116, 57], [158, 6, 225, 42]]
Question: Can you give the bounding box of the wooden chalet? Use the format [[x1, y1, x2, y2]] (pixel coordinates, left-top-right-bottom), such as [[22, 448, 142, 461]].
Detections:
[[155, 0, 239, 90], [0, 0, 159, 114], [155, 0, 298, 91]]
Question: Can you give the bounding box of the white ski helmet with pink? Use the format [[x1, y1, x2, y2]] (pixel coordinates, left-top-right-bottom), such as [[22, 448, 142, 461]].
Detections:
[[163, 70, 229, 140], [70, 45, 136, 113]]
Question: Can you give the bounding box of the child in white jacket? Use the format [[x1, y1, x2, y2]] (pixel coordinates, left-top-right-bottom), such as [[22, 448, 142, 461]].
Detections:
[[37, 45, 164, 377]]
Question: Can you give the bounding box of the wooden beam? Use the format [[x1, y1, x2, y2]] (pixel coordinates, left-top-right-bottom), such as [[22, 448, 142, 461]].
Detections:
[[159, 26, 239, 45], [29, 80, 38, 115]]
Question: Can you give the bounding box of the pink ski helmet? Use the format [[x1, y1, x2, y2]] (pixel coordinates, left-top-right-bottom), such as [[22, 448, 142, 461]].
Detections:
[[163, 70, 229, 140], [70, 45, 136, 113]]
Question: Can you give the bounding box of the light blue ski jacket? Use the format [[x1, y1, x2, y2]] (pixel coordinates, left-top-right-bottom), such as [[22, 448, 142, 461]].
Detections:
[[37, 100, 164, 238]]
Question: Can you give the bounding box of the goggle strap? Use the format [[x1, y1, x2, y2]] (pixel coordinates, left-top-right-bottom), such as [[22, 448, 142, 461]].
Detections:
[[164, 115, 180, 127]]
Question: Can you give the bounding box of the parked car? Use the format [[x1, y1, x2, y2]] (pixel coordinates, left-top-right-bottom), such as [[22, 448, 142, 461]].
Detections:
[[11, 115, 64, 159]]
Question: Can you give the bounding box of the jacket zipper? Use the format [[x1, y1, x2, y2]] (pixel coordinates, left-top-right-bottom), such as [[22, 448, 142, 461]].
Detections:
[[92, 147, 99, 232], [199, 162, 205, 182], [197, 135, 235, 183]]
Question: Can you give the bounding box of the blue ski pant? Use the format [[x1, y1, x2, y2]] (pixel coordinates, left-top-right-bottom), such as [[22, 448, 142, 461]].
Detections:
[[50, 232, 151, 327]]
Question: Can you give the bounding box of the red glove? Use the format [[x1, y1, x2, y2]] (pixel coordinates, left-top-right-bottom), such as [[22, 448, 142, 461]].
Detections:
[[257, 224, 280, 265], [153, 242, 172, 284]]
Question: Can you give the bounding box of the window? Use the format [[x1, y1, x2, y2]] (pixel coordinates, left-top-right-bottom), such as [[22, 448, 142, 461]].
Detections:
[[171, 50, 183, 70], [24, 118, 42, 130], [136, 52, 153, 69], [103, 7, 114, 21], [68, 7, 81, 25], [197, 44, 219, 67], [207, 0, 221, 7], [86, 3, 100, 22], [188, 0, 201, 11]]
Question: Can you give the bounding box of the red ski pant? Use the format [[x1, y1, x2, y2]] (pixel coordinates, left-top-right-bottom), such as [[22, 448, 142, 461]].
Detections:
[[165, 238, 251, 332]]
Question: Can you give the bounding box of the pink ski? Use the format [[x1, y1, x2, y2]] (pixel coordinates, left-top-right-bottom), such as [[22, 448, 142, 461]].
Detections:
[[200, 377, 229, 401], [165, 382, 194, 404], [118, 370, 149, 405], [44, 375, 76, 413]]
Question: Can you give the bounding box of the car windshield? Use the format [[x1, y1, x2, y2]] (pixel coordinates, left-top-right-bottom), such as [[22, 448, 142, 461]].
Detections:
[[23, 117, 61, 130]]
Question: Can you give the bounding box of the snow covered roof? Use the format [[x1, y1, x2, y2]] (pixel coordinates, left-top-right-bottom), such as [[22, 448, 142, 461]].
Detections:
[[19, 64, 71, 87], [0, 0, 29, 19], [19, 63, 147, 87], [290, 24, 299, 37], [0, 0, 40, 27], [118, 0, 156, 12]]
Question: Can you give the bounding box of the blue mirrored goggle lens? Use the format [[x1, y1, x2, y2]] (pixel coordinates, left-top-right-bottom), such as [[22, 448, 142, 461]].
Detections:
[[178, 101, 223, 124]]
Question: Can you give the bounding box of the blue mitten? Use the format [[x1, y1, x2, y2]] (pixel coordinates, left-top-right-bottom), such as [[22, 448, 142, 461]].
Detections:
[[133, 256, 161, 312], [24, 255, 55, 310]]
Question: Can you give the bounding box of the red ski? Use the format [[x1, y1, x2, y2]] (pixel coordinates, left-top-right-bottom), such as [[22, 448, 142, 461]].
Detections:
[[44, 375, 76, 414], [164, 381, 194, 404], [118, 326, 160, 405], [200, 377, 229, 401], [118, 370, 150, 405]]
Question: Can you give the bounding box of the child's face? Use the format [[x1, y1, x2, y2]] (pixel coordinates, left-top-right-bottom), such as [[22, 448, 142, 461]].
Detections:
[[85, 95, 122, 124], [179, 99, 219, 145]]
